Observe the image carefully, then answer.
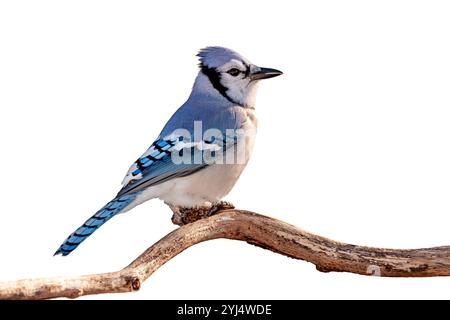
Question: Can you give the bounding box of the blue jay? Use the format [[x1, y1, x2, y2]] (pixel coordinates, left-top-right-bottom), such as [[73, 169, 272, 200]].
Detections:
[[55, 47, 282, 256]]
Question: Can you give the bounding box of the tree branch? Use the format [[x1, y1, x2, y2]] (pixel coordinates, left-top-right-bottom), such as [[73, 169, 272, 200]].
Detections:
[[1, 209, 450, 299]]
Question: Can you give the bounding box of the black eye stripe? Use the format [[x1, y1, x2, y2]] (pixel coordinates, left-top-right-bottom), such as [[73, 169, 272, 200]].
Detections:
[[244, 66, 250, 77], [240, 62, 250, 77]]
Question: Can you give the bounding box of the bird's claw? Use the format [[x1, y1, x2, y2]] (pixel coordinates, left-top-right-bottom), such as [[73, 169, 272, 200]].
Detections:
[[207, 201, 235, 216], [169, 201, 235, 226]]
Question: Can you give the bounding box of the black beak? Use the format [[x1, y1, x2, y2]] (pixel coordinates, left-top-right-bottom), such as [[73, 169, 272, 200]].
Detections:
[[250, 67, 283, 81]]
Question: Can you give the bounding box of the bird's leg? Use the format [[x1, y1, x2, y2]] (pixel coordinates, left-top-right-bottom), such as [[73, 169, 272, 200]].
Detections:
[[207, 201, 235, 217], [168, 204, 211, 226], [168, 201, 235, 226], [168, 204, 184, 226]]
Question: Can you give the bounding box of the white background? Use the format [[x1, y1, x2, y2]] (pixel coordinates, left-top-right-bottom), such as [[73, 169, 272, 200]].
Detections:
[[1, 1, 450, 299]]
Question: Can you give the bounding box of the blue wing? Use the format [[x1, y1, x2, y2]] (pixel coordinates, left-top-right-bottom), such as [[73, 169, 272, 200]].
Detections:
[[118, 135, 235, 196]]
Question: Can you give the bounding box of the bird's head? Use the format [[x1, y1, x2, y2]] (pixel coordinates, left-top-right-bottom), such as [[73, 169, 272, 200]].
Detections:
[[195, 46, 282, 108]]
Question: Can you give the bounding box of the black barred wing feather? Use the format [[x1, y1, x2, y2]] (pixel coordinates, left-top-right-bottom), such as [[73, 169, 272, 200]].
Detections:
[[118, 135, 237, 197]]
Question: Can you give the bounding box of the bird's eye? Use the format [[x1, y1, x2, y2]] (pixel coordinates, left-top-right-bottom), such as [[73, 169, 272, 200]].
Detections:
[[227, 68, 241, 77]]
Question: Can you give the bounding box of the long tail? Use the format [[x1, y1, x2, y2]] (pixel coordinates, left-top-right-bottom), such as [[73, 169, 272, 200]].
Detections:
[[54, 193, 137, 256]]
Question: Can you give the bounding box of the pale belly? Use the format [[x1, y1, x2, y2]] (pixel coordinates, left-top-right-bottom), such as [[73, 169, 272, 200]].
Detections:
[[161, 163, 247, 206]]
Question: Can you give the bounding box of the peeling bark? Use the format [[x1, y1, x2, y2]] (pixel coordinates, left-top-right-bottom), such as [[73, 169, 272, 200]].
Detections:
[[1, 210, 450, 300]]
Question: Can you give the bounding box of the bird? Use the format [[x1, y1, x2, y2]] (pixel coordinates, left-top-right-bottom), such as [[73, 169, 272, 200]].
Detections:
[[55, 46, 282, 256]]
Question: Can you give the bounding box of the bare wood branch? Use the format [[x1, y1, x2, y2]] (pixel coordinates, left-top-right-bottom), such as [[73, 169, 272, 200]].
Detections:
[[1, 209, 450, 299]]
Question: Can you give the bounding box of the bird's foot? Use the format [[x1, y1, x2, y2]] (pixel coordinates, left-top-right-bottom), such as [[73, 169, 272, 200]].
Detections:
[[169, 205, 210, 226], [207, 201, 235, 217], [168, 201, 235, 226]]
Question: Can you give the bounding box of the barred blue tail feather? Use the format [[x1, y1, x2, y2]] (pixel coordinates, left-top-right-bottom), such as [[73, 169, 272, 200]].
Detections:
[[54, 194, 137, 256]]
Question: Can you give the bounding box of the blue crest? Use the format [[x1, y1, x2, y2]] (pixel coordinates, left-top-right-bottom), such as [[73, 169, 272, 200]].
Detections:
[[197, 46, 247, 68]]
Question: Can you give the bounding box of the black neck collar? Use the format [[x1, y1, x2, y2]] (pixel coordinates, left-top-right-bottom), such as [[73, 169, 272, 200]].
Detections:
[[200, 65, 240, 105]]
